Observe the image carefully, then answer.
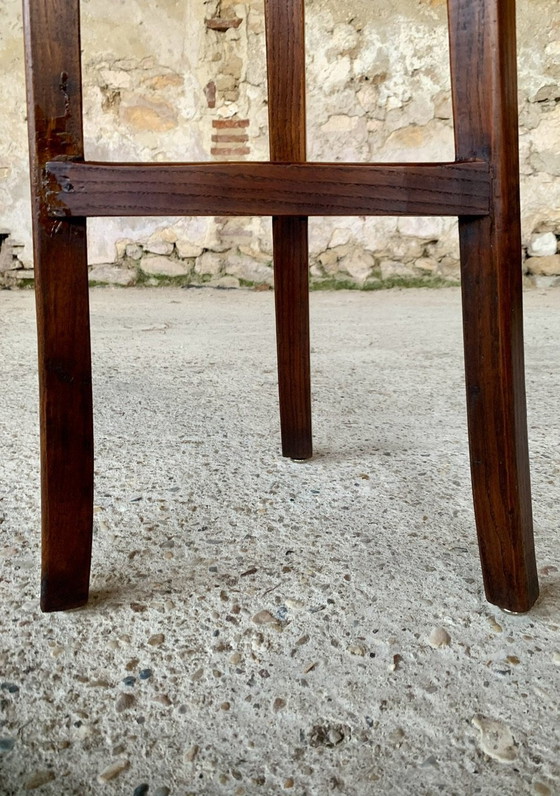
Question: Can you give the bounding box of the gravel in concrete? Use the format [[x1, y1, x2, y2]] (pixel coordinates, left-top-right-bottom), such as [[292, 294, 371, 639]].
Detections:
[[0, 287, 559, 795]]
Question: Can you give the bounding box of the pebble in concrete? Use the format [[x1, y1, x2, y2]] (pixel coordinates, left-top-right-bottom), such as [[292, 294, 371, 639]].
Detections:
[[428, 627, 451, 648], [24, 771, 56, 790], [98, 759, 130, 783], [472, 716, 517, 763], [252, 609, 279, 625], [116, 692, 135, 712], [533, 783, 553, 795]]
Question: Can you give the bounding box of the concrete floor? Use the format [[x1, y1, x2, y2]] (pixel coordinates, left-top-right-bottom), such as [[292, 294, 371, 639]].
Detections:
[[0, 287, 559, 796]]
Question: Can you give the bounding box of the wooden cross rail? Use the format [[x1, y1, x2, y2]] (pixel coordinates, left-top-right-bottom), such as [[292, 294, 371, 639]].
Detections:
[[23, 0, 539, 615], [44, 160, 491, 218]]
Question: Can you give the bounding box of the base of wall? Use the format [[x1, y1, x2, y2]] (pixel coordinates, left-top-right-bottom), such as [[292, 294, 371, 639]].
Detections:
[[3, 244, 559, 291]]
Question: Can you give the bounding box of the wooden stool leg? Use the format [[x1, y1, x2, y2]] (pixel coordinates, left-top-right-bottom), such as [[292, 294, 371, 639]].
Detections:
[[272, 216, 312, 459], [24, 0, 94, 611], [448, 0, 538, 612], [265, 0, 313, 460]]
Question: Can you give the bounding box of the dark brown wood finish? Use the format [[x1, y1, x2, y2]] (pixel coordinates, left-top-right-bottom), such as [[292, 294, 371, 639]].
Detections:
[[22, 0, 539, 614], [23, 0, 94, 611], [448, 0, 539, 611], [264, 0, 312, 460], [45, 160, 491, 218]]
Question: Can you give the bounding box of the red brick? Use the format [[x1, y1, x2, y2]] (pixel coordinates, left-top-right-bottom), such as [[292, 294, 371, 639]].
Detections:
[[204, 81, 216, 109], [205, 17, 242, 31], [211, 134, 249, 143], [211, 147, 251, 156], [212, 119, 250, 129]]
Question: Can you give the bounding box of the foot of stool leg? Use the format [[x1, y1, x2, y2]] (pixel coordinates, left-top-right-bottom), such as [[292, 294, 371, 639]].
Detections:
[[459, 216, 538, 614]]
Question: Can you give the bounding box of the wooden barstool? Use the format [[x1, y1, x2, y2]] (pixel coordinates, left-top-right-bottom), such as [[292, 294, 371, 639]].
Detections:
[[23, 0, 539, 613]]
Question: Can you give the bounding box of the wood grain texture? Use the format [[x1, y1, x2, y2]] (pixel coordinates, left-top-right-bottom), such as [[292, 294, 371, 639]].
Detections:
[[264, 0, 306, 162], [448, 0, 538, 612], [270, 215, 312, 459], [45, 160, 491, 218], [22, 0, 538, 616], [265, 0, 312, 460], [23, 0, 94, 612]]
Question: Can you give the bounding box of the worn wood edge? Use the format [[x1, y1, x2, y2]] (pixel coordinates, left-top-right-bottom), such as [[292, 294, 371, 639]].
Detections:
[[45, 160, 491, 218]]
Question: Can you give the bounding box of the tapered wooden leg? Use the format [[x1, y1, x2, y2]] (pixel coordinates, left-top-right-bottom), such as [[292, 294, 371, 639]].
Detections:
[[265, 0, 313, 459], [448, 0, 538, 611], [272, 216, 313, 459], [36, 224, 93, 612], [23, 0, 94, 611]]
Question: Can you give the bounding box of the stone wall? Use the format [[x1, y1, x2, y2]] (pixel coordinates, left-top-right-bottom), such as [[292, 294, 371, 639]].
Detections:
[[1, 0, 559, 288]]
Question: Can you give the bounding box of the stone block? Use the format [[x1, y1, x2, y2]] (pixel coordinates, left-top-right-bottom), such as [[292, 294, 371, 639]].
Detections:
[[141, 256, 191, 277], [13, 269, 35, 281], [175, 218, 218, 253], [0, 233, 16, 272], [209, 275, 240, 289], [387, 235, 425, 261], [415, 258, 438, 274], [238, 245, 272, 264], [225, 254, 273, 285], [380, 260, 417, 280], [89, 264, 136, 285], [151, 227, 178, 244], [357, 217, 399, 253], [328, 227, 352, 249], [176, 241, 204, 259], [144, 239, 174, 256], [125, 244, 144, 260], [339, 249, 375, 282], [437, 257, 461, 278], [310, 263, 324, 278], [115, 238, 133, 259], [534, 275, 560, 288], [528, 232, 558, 257], [398, 216, 445, 239], [309, 218, 337, 257], [529, 108, 560, 176], [319, 245, 351, 275], [526, 254, 560, 276], [195, 252, 223, 276]]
